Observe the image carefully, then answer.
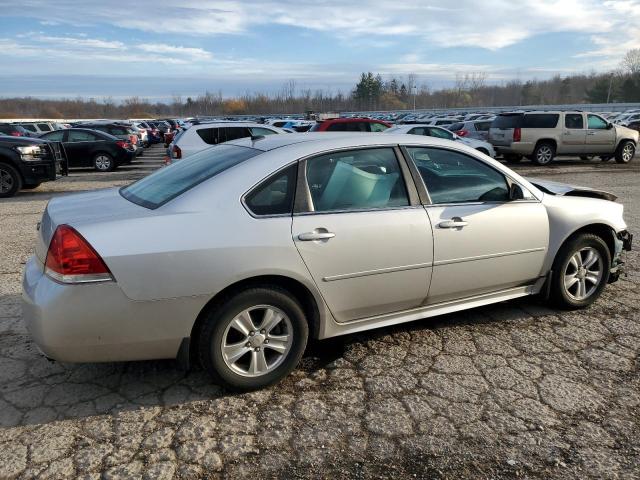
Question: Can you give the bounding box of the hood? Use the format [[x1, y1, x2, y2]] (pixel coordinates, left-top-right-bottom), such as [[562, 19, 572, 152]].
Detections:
[[0, 136, 49, 146], [527, 178, 617, 202]]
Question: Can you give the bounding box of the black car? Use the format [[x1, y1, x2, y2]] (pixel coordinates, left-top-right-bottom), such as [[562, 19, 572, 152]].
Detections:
[[0, 135, 66, 197], [75, 123, 140, 156], [39, 128, 134, 171]]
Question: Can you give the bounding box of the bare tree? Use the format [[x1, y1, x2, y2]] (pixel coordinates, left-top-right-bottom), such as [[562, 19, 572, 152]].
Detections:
[[622, 49, 640, 75]]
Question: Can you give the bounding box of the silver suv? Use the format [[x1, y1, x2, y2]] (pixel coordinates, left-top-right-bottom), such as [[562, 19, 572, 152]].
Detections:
[[489, 111, 638, 165]]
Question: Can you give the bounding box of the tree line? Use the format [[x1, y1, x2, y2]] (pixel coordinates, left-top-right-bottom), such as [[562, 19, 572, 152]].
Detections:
[[1, 49, 638, 119]]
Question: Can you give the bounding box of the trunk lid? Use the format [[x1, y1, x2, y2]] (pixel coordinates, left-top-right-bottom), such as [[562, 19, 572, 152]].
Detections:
[[36, 188, 154, 264]]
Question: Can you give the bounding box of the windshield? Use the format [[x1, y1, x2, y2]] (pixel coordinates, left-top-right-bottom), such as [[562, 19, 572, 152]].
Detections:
[[120, 144, 261, 209]]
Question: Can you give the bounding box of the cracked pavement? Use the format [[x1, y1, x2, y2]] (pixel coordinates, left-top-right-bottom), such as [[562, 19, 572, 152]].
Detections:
[[1, 148, 639, 479]]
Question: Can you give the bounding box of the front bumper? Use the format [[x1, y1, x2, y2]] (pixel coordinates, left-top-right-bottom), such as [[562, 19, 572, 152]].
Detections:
[[609, 230, 632, 283], [21, 255, 204, 363]]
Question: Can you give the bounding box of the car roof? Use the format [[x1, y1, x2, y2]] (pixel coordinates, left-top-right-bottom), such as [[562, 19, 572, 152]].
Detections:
[[226, 132, 456, 152], [190, 122, 275, 130]]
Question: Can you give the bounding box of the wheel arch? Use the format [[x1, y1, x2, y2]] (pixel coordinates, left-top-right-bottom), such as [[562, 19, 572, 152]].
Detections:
[[551, 223, 617, 268], [535, 138, 558, 150], [188, 274, 323, 366]]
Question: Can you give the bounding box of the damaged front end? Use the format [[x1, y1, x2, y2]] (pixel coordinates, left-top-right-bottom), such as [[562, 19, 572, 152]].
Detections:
[[609, 230, 633, 283]]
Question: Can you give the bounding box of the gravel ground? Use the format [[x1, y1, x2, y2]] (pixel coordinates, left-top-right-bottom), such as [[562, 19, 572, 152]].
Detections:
[[0, 146, 639, 479]]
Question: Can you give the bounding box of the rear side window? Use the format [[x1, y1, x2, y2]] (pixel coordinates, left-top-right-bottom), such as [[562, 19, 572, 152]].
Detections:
[[305, 148, 409, 212], [492, 115, 523, 129], [68, 130, 96, 142], [448, 123, 464, 131], [565, 114, 584, 129], [121, 144, 261, 209], [109, 127, 128, 136], [522, 114, 559, 128], [475, 121, 491, 131], [326, 122, 348, 132], [43, 130, 65, 141], [21, 124, 38, 132], [245, 163, 297, 216], [37, 123, 52, 131], [196, 127, 220, 145]]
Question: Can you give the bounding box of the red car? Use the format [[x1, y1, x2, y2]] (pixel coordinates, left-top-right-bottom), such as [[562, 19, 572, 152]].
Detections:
[[309, 118, 391, 132]]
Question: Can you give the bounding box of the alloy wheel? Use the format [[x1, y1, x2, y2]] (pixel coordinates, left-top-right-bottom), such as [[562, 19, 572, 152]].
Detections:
[[563, 247, 604, 301], [536, 146, 553, 164], [0, 167, 14, 194], [622, 144, 634, 163], [95, 155, 112, 171], [221, 305, 293, 377]]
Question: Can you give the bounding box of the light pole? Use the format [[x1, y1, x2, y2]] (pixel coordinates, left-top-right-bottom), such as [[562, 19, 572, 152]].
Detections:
[[412, 85, 417, 111]]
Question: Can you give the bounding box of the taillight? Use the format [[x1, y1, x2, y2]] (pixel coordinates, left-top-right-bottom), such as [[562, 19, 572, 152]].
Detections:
[[11, 132, 22, 136], [172, 144, 182, 159], [130, 135, 138, 144], [455, 130, 468, 137], [45, 225, 112, 283], [116, 140, 127, 149], [513, 127, 521, 142]]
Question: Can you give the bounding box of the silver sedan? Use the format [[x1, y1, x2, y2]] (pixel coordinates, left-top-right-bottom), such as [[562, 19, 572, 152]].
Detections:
[[23, 133, 632, 390]]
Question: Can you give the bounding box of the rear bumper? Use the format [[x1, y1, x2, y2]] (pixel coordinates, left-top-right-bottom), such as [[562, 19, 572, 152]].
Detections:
[[21, 255, 205, 363]]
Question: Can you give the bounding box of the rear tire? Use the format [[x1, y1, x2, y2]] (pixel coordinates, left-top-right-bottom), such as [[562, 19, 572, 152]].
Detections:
[[549, 233, 610, 309], [198, 286, 309, 391], [532, 142, 555, 166], [0, 163, 22, 198], [504, 154, 522, 163], [93, 153, 115, 172], [615, 141, 635, 164]]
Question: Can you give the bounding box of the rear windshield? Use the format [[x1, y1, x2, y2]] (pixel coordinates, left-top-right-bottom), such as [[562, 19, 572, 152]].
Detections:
[[492, 114, 523, 129], [523, 114, 559, 128], [448, 122, 464, 131], [120, 144, 261, 209]]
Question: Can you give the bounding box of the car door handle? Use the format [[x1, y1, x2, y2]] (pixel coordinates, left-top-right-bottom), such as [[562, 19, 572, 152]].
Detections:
[[298, 231, 336, 241], [587, 131, 596, 135], [438, 217, 468, 229]]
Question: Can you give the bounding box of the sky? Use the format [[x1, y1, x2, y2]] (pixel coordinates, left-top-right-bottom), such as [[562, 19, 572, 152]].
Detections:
[[0, 0, 638, 101]]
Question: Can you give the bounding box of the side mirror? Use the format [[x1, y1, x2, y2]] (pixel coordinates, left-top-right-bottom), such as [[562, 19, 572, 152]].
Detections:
[[607, 122, 613, 130], [509, 183, 524, 200]]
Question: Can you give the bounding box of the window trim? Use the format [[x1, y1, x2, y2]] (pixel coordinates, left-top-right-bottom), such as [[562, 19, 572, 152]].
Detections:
[[292, 145, 420, 216], [241, 161, 299, 219], [399, 145, 541, 207]]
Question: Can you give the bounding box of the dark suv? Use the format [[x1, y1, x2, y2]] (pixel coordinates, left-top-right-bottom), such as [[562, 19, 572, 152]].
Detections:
[[0, 136, 66, 197]]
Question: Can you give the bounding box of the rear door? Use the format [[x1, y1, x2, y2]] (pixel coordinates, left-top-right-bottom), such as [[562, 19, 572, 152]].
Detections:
[[585, 114, 616, 153], [562, 113, 586, 154], [292, 147, 433, 322]]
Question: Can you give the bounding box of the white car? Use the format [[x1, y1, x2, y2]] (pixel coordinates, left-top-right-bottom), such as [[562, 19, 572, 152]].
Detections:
[[385, 124, 496, 157], [170, 122, 287, 160]]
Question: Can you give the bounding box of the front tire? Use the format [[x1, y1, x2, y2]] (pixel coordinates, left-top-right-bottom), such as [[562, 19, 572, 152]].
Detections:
[[615, 141, 635, 164], [532, 142, 556, 166], [550, 233, 610, 309], [0, 163, 22, 198], [198, 286, 309, 391]]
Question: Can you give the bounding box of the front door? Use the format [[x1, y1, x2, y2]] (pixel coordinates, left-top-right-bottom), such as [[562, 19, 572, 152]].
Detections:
[[292, 147, 433, 322], [404, 146, 549, 304], [585, 114, 616, 154], [65, 130, 99, 168]]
